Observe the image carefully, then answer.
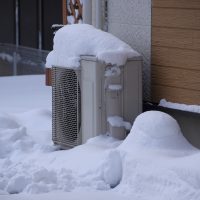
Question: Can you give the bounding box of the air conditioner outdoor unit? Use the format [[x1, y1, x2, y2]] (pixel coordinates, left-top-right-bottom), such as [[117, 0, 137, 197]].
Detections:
[[52, 55, 142, 148]]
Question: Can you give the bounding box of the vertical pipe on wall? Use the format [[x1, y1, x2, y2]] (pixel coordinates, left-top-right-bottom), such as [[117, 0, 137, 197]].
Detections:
[[95, 0, 102, 29], [14, 0, 19, 75], [82, 0, 92, 25], [82, 0, 103, 29], [15, 0, 19, 47], [92, 0, 96, 26], [38, 0, 42, 50], [102, 0, 108, 31]]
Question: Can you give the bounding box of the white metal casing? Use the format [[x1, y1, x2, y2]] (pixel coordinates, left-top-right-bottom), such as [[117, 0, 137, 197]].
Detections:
[[52, 55, 142, 148], [80, 55, 142, 143]]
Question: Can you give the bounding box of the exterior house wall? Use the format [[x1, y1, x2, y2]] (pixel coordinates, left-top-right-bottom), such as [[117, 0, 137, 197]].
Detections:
[[107, 0, 151, 101], [152, 0, 200, 105]]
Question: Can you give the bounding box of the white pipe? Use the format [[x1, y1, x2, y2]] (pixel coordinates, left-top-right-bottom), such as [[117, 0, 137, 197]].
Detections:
[[38, 0, 42, 50], [15, 0, 19, 47], [92, 0, 96, 26], [82, 0, 92, 25], [95, 0, 102, 29]]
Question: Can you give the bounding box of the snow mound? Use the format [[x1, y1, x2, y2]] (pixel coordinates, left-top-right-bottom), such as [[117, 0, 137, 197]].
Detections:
[[13, 109, 52, 145], [46, 24, 140, 68], [117, 111, 200, 200], [32, 168, 57, 184], [0, 125, 35, 159], [120, 111, 195, 151], [101, 150, 122, 188], [0, 114, 19, 129], [118, 153, 200, 200], [131, 111, 181, 138], [6, 175, 31, 194]]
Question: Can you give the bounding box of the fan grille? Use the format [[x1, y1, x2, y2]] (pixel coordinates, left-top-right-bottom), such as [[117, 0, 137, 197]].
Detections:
[[52, 66, 81, 148]]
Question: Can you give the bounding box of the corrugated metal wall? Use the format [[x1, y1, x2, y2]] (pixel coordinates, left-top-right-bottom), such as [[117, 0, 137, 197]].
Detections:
[[0, 0, 15, 44], [42, 0, 63, 50], [0, 0, 63, 50], [19, 0, 38, 48]]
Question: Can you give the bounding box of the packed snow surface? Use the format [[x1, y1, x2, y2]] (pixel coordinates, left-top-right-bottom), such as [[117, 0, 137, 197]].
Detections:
[[1, 75, 200, 200], [159, 99, 200, 114], [46, 24, 140, 68], [0, 75, 51, 113]]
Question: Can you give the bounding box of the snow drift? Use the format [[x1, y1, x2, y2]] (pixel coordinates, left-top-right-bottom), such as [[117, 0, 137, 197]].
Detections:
[[1, 75, 200, 200], [117, 111, 200, 200], [120, 111, 195, 151]]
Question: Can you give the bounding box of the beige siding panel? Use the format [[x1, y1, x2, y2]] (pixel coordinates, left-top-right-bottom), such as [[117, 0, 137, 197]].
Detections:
[[152, 85, 200, 105], [152, 27, 200, 51], [152, 46, 200, 70], [153, 0, 200, 9], [152, 0, 200, 104], [152, 8, 200, 29], [152, 65, 200, 91]]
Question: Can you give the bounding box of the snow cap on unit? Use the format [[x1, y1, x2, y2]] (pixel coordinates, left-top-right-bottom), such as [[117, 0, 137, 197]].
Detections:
[[46, 24, 140, 68]]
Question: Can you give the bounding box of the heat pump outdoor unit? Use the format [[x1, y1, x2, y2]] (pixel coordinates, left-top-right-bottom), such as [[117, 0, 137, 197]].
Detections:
[[52, 55, 142, 148]]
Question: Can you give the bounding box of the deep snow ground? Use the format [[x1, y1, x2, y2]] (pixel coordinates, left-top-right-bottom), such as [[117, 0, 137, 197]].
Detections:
[[1, 75, 200, 200], [0, 75, 51, 113], [0, 75, 126, 199]]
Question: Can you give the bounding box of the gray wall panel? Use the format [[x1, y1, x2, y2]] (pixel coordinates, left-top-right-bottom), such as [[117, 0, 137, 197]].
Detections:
[[107, 0, 151, 101]]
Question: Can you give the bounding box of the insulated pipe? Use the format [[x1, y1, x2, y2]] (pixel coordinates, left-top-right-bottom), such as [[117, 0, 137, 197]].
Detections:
[[15, 0, 19, 47], [38, 0, 42, 50], [95, 0, 102, 29], [82, 0, 92, 25]]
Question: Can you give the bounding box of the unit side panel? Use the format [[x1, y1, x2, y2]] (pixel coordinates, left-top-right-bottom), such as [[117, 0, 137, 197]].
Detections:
[[81, 79, 94, 143], [123, 60, 142, 123], [81, 60, 105, 143], [95, 62, 107, 135]]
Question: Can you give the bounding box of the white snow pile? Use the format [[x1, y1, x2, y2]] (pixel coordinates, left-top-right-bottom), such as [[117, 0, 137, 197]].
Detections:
[[0, 53, 13, 63], [118, 111, 200, 200], [107, 116, 132, 130], [0, 75, 123, 196], [1, 75, 200, 200], [46, 24, 140, 68], [159, 99, 200, 114]]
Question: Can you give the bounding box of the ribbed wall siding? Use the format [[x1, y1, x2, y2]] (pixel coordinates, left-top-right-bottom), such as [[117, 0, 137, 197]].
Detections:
[[107, 0, 151, 101], [152, 0, 200, 105]]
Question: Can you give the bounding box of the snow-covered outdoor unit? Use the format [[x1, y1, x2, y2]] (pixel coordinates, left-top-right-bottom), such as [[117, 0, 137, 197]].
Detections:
[[52, 55, 142, 148]]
